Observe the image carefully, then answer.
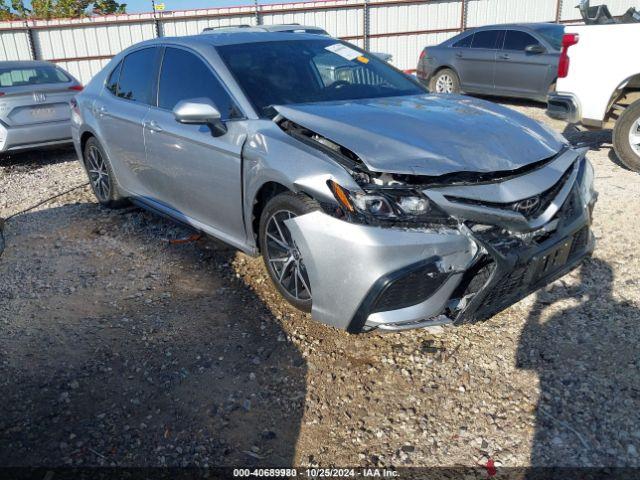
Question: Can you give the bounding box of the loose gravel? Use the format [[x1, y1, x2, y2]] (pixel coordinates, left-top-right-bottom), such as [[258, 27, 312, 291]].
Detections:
[[0, 101, 639, 468]]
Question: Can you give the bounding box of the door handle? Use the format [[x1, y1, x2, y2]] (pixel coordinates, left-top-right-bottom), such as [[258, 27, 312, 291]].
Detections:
[[95, 105, 107, 117], [499, 53, 510, 60], [455, 52, 463, 58], [144, 120, 164, 133]]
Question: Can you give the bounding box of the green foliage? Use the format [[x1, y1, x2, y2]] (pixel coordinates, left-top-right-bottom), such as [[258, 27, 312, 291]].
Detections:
[[0, 0, 126, 19]]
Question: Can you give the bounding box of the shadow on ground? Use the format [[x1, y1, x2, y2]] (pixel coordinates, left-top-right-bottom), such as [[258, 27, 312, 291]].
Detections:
[[0, 203, 306, 467], [0, 146, 77, 172], [518, 258, 640, 468]]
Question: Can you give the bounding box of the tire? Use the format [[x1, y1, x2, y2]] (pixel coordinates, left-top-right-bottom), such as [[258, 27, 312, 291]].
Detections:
[[429, 68, 461, 94], [613, 100, 640, 172], [259, 192, 320, 313], [83, 137, 129, 208]]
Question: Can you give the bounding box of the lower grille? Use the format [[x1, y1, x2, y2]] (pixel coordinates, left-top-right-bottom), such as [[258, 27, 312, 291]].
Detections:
[[371, 262, 448, 314]]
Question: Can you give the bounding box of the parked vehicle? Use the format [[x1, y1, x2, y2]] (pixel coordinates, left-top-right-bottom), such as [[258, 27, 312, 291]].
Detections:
[[203, 24, 394, 62], [577, 0, 640, 24], [71, 32, 596, 333], [547, 23, 640, 172], [417, 23, 564, 102], [0, 61, 82, 154]]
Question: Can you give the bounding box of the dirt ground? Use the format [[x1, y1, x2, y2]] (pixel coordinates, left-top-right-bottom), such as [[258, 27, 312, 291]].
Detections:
[[0, 101, 639, 469]]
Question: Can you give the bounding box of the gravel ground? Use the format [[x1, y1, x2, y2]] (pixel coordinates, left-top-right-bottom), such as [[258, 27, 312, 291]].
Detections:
[[0, 101, 639, 469]]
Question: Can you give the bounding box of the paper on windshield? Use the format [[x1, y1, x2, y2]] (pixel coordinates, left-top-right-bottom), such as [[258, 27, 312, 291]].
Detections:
[[325, 43, 361, 61]]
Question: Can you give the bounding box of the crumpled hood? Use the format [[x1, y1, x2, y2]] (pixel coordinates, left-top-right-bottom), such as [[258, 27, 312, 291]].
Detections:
[[275, 95, 566, 176]]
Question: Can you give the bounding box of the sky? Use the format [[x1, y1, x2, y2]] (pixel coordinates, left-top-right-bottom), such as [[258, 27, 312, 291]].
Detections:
[[124, 0, 289, 13]]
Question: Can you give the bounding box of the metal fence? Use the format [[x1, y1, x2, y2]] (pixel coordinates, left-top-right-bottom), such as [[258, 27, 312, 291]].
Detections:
[[0, 0, 636, 83]]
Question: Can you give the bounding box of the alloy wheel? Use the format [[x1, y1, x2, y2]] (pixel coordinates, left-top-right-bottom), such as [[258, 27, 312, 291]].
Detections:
[[435, 74, 454, 93], [629, 117, 640, 156], [86, 145, 111, 202], [264, 210, 312, 302]]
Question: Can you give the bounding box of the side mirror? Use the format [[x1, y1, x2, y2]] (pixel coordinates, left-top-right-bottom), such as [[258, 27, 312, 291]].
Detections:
[[173, 98, 226, 135], [525, 44, 547, 54]]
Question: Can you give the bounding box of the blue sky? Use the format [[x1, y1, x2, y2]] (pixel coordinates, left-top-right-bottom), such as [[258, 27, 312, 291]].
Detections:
[[125, 0, 290, 12]]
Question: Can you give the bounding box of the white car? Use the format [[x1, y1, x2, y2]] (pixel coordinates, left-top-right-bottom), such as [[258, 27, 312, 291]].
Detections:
[[547, 23, 640, 172]]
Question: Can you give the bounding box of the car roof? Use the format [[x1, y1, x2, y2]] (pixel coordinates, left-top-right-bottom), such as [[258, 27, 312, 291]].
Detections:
[[468, 22, 563, 32], [131, 30, 334, 49], [203, 24, 329, 34], [0, 60, 60, 69]]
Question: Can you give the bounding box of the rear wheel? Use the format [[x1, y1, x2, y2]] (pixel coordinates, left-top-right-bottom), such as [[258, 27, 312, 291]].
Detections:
[[429, 68, 461, 94], [83, 137, 128, 208], [259, 192, 319, 313], [613, 100, 640, 172]]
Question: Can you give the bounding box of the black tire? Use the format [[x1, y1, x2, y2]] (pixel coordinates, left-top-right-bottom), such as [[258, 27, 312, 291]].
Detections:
[[429, 68, 461, 94], [83, 137, 129, 208], [613, 100, 640, 172], [259, 192, 320, 313]]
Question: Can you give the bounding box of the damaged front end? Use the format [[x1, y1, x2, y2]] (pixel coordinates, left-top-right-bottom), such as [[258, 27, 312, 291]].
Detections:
[[275, 114, 597, 333]]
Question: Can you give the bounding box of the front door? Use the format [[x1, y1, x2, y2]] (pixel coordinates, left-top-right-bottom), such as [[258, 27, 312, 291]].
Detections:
[[142, 46, 246, 246], [494, 30, 556, 98]]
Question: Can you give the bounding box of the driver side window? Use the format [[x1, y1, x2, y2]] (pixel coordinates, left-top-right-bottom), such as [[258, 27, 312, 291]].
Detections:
[[157, 47, 239, 119]]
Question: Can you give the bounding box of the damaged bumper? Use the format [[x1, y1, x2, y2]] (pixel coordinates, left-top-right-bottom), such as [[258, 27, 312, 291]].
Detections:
[[286, 152, 596, 333]]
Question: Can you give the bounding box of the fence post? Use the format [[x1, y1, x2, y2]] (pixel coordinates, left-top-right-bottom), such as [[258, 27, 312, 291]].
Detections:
[[363, 0, 370, 51], [460, 0, 468, 31], [555, 0, 563, 22], [254, 0, 262, 26], [24, 20, 37, 60]]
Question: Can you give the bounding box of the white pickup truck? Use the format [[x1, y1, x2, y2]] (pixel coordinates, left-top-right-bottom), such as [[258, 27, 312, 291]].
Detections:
[[547, 23, 640, 172]]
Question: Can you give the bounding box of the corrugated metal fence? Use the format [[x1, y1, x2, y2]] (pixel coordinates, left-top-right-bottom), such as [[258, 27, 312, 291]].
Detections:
[[0, 0, 636, 83]]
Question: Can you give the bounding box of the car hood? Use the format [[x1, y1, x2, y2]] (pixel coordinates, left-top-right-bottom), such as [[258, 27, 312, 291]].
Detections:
[[275, 95, 566, 177]]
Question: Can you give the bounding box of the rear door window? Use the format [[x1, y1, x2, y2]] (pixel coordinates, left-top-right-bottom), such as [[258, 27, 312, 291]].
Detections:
[[116, 47, 158, 104], [503, 30, 541, 51], [471, 30, 502, 49], [452, 34, 473, 48], [105, 61, 122, 95], [157, 47, 237, 119]]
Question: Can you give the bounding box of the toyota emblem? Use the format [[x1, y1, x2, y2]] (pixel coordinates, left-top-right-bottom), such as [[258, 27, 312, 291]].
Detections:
[[515, 196, 541, 216]]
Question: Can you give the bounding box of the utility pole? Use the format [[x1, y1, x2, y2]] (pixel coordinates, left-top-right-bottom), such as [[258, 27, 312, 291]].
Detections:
[[151, 0, 161, 37], [254, 0, 261, 26]]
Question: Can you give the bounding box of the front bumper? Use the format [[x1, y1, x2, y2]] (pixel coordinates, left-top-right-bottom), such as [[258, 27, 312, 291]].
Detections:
[[0, 120, 73, 153], [547, 93, 581, 124], [286, 153, 596, 333]]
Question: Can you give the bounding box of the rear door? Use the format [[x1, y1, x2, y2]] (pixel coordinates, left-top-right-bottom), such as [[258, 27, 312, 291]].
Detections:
[[494, 29, 557, 99], [142, 46, 246, 244], [93, 47, 160, 197], [454, 29, 503, 93]]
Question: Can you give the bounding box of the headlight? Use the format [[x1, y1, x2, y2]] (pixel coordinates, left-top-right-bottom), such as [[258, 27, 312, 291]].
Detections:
[[328, 180, 453, 225]]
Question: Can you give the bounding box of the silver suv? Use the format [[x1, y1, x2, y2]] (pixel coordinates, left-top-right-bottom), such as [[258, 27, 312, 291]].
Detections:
[[71, 32, 597, 333]]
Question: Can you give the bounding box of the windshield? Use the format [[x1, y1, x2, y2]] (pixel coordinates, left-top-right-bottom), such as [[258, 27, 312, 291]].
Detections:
[[0, 65, 70, 88], [534, 24, 564, 51], [217, 39, 425, 117]]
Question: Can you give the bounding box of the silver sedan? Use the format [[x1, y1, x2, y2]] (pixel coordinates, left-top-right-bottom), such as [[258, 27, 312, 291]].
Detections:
[[0, 60, 82, 154], [71, 32, 597, 333]]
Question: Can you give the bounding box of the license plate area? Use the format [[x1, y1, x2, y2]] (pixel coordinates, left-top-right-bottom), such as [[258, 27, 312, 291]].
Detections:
[[529, 238, 573, 284], [30, 107, 55, 119]]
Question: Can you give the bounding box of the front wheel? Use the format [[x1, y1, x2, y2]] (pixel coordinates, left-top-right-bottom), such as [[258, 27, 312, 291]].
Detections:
[[429, 68, 461, 94], [259, 192, 319, 313], [613, 100, 640, 172]]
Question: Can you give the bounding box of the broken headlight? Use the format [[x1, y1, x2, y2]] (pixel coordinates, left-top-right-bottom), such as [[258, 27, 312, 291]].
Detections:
[[328, 180, 454, 225]]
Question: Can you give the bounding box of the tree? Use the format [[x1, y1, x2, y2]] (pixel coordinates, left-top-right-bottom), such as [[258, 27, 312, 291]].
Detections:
[[0, 0, 126, 19], [0, 0, 13, 20], [93, 0, 126, 15]]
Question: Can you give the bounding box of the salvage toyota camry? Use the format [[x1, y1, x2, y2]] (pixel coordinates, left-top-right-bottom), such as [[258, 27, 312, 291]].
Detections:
[[71, 32, 597, 333]]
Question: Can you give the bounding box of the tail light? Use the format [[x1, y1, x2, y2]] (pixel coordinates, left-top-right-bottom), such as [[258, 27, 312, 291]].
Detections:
[[419, 48, 427, 61], [0, 92, 4, 96], [68, 85, 84, 91], [558, 33, 579, 79]]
